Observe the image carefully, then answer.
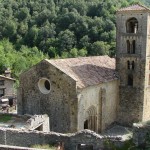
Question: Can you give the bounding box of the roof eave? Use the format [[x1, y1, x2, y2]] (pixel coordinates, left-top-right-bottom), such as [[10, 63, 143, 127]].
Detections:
[[116, 9, 150, 14], [77, 78, 119, 90], [45, 59, 78, 82]]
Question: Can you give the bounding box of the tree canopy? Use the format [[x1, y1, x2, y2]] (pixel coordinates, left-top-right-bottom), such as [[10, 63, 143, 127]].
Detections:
[[0, 0, 148, 80]]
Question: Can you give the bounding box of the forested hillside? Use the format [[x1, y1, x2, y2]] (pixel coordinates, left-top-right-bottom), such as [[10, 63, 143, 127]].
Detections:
[[0, 0, 148, 79]]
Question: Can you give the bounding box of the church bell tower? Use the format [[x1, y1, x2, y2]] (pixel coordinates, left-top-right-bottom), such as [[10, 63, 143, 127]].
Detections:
[[116, 4, 150, 125]]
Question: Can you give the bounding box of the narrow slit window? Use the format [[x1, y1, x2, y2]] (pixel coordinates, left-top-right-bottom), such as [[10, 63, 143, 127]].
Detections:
[[132, 61, 135, 70], [0, 80, 4, 86], [127, 40, 130, 53], [0, 89, 5, 97], [127, 61, 130, 69], [128, 74, 133, 86], [132, 40, 136, 54]]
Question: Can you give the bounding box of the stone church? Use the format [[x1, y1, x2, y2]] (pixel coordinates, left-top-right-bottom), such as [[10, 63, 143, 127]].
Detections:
[[17, 4, 150, 133]]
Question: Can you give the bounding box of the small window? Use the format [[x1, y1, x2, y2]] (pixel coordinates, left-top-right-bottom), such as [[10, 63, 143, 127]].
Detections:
[[128, 74, 133, 86], [132, 61, 135, 70], [38, 78, 51, 94], [132, 40, 136, 54], [0, 80, 4, 86], [44, 80, 50, 90], [127, 61, 130, 69], [0, 89, 5, 97], [127, 40, 130, 54]]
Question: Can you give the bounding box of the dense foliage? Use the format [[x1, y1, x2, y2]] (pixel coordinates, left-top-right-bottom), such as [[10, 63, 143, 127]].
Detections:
[[0, 39, 45, 78], [0, 0, 149, 79]]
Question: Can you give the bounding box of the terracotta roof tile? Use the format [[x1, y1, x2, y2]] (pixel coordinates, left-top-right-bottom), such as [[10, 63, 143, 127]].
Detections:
[[46, 56, 118, 88], [118, 4, 150, 12]]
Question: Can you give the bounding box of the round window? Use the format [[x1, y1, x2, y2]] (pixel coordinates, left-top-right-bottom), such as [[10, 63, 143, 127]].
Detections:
[[38, 78, 51, 94]]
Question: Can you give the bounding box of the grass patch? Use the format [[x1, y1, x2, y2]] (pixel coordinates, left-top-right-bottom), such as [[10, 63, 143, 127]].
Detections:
[[0, 114, 12, 122], [31, 144, 56, 150]]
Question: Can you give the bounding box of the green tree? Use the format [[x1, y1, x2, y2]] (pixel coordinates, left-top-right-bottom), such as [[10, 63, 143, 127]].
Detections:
[[57, 29, 76, 55], [89, 41, 110, 56]]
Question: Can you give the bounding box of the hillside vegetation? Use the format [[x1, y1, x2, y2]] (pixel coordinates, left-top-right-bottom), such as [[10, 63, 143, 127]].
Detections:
[[0, 0, 148, 79]]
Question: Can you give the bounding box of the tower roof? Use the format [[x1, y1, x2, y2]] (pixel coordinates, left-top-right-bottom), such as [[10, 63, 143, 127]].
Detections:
[[117, 4, 150, 12]]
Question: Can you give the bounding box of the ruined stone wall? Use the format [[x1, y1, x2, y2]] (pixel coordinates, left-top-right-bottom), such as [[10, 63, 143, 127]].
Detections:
[[0, 128, 124, 150], [0, 113, 49, 132], [4, 80, 15, 96], [18, 60, 78, 133], [25, 114, 49, 131], [0, 77, 15, 96], [77, 80, 119, 133], [0, 145, 40, 150], [116, 11, 150, 125], [133, 122, 150, 148]]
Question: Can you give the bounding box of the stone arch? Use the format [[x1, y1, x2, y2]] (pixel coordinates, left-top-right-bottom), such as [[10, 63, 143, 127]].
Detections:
[[126, 17, 138, 33], [84, 105, 97, 132]]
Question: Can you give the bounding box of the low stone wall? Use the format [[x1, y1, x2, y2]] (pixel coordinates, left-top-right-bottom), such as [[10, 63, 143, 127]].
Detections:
[[133, 122, 150, 149], [0, 128, 124, 150], [0, 113, 49, 132], [0, 145, 44, 150], [25, 114, 49, 131]]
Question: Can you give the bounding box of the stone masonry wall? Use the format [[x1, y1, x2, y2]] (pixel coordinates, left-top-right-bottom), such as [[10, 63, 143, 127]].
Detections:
[[133, 122, 150, 149], [18, 60, 78, 133], [0, 145, 40, 150], [0, 128, 124, 150], [0, 77, 15, 96], [77, 80, 119, 133], [116, 11, 149, 125]]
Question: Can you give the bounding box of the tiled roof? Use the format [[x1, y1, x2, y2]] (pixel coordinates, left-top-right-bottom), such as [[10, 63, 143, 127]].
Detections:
[[118, 4, 150, 12], [46, 56, 117, 88], [0, 75, 16, 81]]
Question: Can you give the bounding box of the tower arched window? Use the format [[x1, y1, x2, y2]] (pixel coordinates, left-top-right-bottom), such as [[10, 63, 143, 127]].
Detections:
[[126, 18, 138, 33], [127, 61, 130, 69], [127, 40, 130, 53], [132, 40, 136, 54], [126, 40, 136, 54], [132, 61, 135, 70], [128, 74, 133, 86]]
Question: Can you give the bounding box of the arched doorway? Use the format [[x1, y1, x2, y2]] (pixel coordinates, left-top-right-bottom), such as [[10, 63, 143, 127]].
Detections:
[[84, 106, 97, 132]]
